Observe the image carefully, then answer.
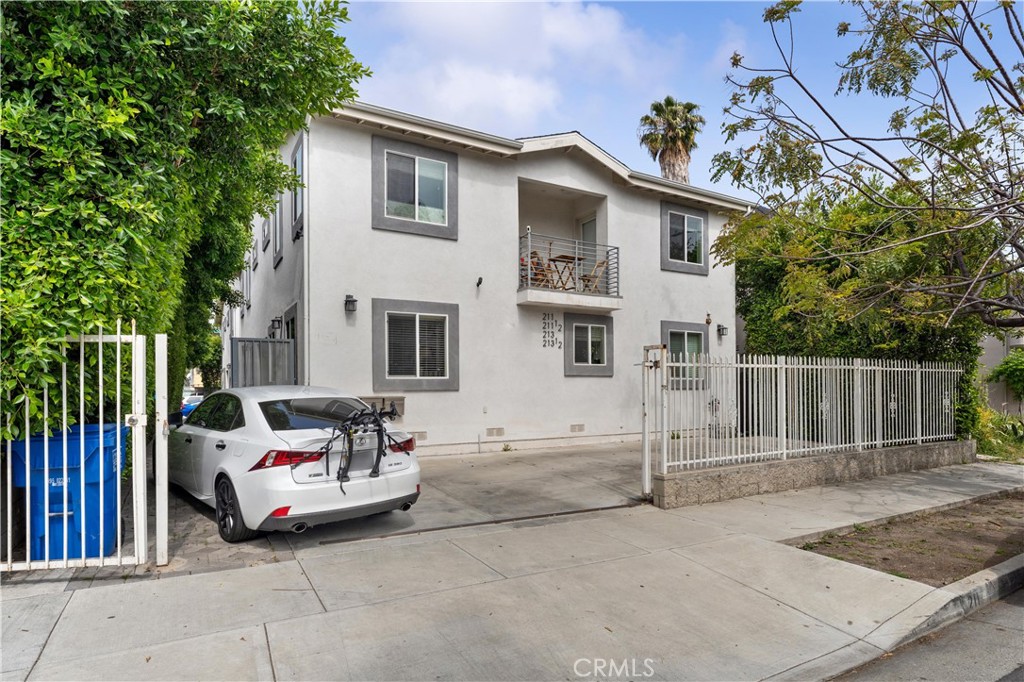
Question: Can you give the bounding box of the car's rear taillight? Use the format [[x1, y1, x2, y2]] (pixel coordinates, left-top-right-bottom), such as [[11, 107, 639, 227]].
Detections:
[[388, 436, 415, 453], [249, 450, 322, 471]]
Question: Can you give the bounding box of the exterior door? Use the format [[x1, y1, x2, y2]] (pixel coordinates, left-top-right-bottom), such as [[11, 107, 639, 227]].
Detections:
[[579, 217, 598, 288]]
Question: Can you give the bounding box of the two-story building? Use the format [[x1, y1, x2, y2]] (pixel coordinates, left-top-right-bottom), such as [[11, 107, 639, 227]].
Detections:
[[222, 102, 752, 453]]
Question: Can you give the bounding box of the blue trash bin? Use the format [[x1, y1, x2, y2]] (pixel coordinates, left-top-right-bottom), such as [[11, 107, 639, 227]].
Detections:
[[9, 424, 129, 560]]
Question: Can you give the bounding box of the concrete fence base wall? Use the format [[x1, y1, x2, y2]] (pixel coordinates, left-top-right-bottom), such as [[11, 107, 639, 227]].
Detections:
[[652, 441, 977, 509]]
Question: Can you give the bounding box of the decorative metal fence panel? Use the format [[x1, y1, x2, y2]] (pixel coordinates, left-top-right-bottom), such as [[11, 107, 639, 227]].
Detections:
[[2, 321, 168, 572], [641, 348, 962, 486]]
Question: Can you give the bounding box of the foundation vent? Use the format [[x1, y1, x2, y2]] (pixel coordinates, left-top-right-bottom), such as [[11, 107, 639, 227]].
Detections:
[[410, 431, 428, 442], [486, 427, 505, 438], [570, 423, 585, 433]]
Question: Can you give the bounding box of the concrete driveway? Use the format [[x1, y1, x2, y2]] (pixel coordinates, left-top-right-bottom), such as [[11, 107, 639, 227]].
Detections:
[[136, 441, 643, 582]]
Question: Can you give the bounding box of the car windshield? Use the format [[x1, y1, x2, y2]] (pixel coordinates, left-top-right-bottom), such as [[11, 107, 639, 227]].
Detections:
[[259, 396, 367, 431]]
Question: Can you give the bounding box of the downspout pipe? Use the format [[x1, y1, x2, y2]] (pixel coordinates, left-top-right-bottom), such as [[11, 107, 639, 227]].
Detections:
[[302, 118, 312, 385]]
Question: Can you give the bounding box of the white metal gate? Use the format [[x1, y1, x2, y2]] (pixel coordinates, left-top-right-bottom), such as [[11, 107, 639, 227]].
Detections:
[[2, 321, 168, 572], [641, 346, 963, 494]]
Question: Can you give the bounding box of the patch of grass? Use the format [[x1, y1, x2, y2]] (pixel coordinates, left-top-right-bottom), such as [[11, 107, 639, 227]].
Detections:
[[888, 570, 910, 579], [976, 408, 1024, 463]]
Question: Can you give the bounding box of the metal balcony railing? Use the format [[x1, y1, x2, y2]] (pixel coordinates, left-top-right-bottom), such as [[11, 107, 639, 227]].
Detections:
[[518, 230, 620, 297]]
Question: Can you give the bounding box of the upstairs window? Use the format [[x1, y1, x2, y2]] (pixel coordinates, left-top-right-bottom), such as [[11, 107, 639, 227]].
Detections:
[[668, 212, 703, 265], [372, 136, 458, 240], [386, 152, 447, 226], [272, 194, 283, 267], [660, 202, 709, 276], [290, 139, 304, 240]]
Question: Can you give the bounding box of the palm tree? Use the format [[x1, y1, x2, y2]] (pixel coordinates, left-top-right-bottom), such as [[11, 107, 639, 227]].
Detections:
[[638, 96, 705, 184]]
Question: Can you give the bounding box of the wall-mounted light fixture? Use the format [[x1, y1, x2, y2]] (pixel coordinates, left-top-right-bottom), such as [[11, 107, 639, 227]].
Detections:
[[717, 324, 729, 337], [268, 316, 283, 338], [344, 294, 358, 313], [705, 312, 712, 326], [476, 277, 483, 288]]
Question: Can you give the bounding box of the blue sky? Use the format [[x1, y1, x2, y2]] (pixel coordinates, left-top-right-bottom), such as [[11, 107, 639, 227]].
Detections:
[[339, 1, 865, 199]]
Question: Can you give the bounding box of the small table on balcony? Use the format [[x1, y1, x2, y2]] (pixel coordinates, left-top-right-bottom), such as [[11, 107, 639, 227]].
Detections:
[[548, 254, 584, 291]]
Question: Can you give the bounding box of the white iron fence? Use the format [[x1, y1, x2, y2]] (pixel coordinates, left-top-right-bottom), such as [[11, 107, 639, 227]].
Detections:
[[2, 321, 168, 572], [641, 347, 963, 494]]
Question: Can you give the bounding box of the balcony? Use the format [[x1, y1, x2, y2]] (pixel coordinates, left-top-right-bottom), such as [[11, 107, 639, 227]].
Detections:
[[517, 231, 622, 312]]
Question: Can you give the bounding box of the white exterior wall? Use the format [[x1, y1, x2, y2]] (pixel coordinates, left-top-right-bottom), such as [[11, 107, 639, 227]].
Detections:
[[981, 334, 1023, 414], [228, 114, 739, 453], [232, 131, 308, 383]]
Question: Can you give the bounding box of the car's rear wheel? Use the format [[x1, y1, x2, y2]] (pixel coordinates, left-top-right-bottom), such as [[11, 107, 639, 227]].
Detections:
[[215, 476, 258, 543]]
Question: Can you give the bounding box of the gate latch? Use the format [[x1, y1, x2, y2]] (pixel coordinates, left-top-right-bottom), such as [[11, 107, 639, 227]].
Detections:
[[125, 413, 148, 428]]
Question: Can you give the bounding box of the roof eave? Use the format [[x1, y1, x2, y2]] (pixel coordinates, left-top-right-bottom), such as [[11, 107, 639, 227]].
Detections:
[[520, 134, 752, 213], [331, 102, 523, 158]]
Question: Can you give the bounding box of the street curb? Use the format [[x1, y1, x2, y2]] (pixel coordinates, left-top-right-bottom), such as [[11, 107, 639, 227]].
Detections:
[[892, 552, 1024, 649]]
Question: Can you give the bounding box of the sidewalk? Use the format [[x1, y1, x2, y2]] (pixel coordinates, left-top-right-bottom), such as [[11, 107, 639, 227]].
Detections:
[[3, 460, 1022, 681]]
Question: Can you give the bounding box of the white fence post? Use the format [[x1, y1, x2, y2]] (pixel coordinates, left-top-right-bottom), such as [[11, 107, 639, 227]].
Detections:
[[915, 361, 923, 445], [854, 358, 863, 452], [641, 347, 652, 498], [776, 356, 787, 459], [132, 329, 148, 565], [660, 346, 669, 479], [155, 334, 169, 566]]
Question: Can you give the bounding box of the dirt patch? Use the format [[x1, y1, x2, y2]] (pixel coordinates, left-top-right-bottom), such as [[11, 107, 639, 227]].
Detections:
[[798, 491, 1024, 587]]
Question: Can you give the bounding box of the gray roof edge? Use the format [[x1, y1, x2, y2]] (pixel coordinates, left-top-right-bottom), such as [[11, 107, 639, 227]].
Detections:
[[334, 101, 524, 152], [628, 170, 752, 211]]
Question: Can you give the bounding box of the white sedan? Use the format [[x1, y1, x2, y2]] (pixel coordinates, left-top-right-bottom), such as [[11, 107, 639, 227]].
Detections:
[[168, 386, 420, 542]]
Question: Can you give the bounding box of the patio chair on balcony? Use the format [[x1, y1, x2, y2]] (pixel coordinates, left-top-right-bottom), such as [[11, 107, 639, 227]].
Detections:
[[579, 259, 608, 293], [522, 251, 555, 289]]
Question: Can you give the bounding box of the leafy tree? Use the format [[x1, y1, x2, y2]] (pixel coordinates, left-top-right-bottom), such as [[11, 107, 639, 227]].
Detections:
[[196, 330, 224, 394], [638, 96, 705, 184], [713, 0, 1023, 329], [718, 190, 985, 437], [989, 348, 1024, 402], [1, 0, 368, 437]]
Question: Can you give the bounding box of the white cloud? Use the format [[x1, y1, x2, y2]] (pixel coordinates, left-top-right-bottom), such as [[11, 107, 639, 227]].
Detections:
[[349, 1, 681, 134], [704, 19, 747, 81], [362, 61, 562, 131]]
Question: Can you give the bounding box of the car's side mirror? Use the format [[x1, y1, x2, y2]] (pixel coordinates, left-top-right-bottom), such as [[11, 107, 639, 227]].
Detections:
[[169, 411, 183, 427]]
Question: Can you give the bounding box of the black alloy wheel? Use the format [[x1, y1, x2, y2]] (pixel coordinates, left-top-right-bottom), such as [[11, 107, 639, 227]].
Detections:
[[215, 476, 258, 543]]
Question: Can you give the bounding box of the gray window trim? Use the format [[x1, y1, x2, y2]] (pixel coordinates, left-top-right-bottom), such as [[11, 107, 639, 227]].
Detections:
[[290, 137, 304, 241], [564, 313, 613, 377], [372, 298, 460, 392], [272, 194, 283, 268], [660, 201, 709, 276], [372, 136, 459, 241], [661, 320, 708, 390], [261, 216, 270, 251]]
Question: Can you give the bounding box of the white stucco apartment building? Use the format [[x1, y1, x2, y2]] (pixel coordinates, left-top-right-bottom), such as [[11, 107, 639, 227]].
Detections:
[[222, 103, 753, 453]]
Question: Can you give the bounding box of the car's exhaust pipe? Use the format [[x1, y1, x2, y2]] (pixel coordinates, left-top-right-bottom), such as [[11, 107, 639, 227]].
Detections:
[[291, 522, 308, 533], [400, 502, 413, 512]]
